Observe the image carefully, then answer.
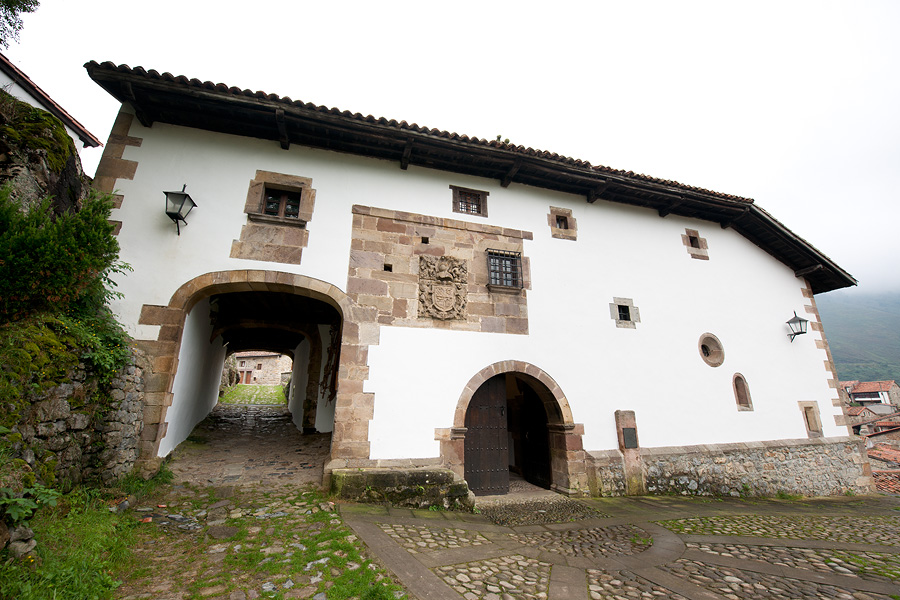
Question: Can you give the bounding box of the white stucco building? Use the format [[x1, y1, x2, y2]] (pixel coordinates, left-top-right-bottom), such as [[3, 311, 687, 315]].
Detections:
[[0, 52, 100, 152], [85, 60, 872, 497]]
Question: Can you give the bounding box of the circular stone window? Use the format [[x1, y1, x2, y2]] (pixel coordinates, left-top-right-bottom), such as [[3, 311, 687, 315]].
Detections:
[[698, 333, 725, 367]]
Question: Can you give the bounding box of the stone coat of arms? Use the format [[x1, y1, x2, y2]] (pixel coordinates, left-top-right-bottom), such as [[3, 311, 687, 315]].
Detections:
[[418, 256, 467, 320]]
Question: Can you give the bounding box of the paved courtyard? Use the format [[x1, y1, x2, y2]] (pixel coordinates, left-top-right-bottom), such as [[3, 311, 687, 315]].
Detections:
[[154, 403, 900, 599], [342, 495, 900, 600]]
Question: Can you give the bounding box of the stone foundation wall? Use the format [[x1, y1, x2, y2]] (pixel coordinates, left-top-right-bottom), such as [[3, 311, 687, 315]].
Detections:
[[11, 349, 146, 486], [587, 438, 874, 497], [330, 468, 474, 510]]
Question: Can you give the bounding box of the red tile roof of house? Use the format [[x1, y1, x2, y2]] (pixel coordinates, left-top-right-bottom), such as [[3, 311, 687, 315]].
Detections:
[[0, 52, 101, 148], [852, 380, 896, 394], [868, 444, 900, 464], [877, 421, 900, 429], [847, 406, 874, 416], [873, 470, 900, 495]]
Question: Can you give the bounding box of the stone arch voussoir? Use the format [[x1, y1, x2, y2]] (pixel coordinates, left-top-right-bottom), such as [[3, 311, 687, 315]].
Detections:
[[442, 361, 587, 497], [134, 270, 361, 471]]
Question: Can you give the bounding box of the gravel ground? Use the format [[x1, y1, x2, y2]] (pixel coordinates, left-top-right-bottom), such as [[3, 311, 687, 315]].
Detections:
[[476, 496, 607, 526]]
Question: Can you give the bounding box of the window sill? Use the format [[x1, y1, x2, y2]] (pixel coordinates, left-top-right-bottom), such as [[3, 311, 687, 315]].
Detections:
[[487, 284, 523, 294], [247, 213, 307, 228]]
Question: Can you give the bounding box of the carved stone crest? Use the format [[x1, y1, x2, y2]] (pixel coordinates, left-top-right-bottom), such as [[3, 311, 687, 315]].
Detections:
[[418, 256, 468, 320]]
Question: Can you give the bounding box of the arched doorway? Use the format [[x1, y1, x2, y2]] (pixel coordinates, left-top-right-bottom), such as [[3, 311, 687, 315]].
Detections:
[[464, 373, 553, 495], [131, 270, 370, 475], [449, 362, 586, 496]]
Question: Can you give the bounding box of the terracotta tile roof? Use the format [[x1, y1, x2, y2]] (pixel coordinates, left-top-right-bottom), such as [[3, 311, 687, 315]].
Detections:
[[847, 406, 874, 416], [869, 444, 900, 464], [0, 53, 101, 148], [852, 380, 896, 394], [873, 470, 900, 495], [877, 421, 900, 429], [84, 61, 754, 204]]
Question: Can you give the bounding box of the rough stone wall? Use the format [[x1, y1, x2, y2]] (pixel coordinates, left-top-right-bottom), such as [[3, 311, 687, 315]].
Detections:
[[330, 468, 474, 510], [587, 450, 627, 497], [11, 348, 146, 486], [588, 438, 874, 497]]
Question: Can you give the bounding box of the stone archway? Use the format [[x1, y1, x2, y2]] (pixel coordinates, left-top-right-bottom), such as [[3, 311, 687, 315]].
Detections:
[[439, 361, 588, 496], [132, 270, 373, 477]]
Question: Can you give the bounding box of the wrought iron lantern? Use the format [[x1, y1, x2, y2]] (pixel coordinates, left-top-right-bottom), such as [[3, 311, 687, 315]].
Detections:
[[164, 184, 197, 235], [786, 310, 809, 342]]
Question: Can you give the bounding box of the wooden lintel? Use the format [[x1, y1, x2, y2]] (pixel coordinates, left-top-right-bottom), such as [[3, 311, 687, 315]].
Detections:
[[275, 108, 289, 150], [795, 264, 824, 277], [501, 160, 522, 188], [658, 197, 684, 217], [721, 207, 750, 229], [586, 181, 609, 203], [400, 138, 414, 170]]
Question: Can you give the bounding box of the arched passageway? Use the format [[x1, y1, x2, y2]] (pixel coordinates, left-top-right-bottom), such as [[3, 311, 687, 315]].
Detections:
[[159, 290, 342, 457]]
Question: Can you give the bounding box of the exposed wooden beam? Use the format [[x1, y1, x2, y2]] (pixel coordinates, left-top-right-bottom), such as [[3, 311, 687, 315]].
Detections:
[[275, 108, 289, 150], [501, 159, 522, 188], [658, 197, 684, 217], [400, 138, 413, 170], [586, 181, 610, 204], [795, 264, 824, 277], [721, 207, 750, 229]]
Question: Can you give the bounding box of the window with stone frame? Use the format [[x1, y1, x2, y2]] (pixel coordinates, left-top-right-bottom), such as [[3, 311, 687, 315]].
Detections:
[[451, 185, 489, 217], [256, 363, 263, 370], [232, 170, 316, 265], [682, 228, 709, 260], [548, 206, 577, 240], [799, 401, 823, 438], [609, 297, 641, 329], [487, 249, 523, 289], [733, 373, 753, 411]]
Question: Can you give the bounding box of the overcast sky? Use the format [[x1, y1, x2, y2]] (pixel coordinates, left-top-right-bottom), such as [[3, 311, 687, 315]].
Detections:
[[7, 1, 899, 295]]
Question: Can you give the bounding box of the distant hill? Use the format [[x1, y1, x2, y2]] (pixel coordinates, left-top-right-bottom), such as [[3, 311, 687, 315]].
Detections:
[[816, 291, 900, 382]]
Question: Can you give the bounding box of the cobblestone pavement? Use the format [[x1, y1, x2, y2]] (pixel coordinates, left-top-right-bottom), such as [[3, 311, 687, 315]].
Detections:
[[149, 408, 900, 599], [341, 495, 900, 600], [167, 404, 331, 488]]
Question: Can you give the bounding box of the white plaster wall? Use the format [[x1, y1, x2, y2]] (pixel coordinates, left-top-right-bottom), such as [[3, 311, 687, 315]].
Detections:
[[315, 324, 336, 433], [288, 339, 309, 430], [106, 108, 843, 461], [0, 72, 86, 151], [158, 299, 226, 457]]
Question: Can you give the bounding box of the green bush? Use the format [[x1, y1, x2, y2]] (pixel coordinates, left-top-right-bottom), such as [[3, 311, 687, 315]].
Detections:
[[0, 186, 119, 323]]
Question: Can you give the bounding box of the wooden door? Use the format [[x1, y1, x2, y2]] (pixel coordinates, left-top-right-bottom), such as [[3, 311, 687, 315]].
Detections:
[[464, 375, 509, 495]]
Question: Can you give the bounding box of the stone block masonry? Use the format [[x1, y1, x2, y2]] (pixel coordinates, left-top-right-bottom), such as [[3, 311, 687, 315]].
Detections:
[[589, 437, 875, 497], [330, 468, 474, 510], [11, 349, 146, 486], [348, 205, 532, 334]]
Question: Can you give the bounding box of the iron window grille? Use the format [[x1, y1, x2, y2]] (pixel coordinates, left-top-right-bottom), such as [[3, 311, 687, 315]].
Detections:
[[450, 185, 488, 217], [487, 249, 523, 289]]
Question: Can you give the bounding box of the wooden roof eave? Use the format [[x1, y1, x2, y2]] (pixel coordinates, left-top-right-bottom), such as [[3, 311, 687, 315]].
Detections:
[[85, 62, 856, 293]]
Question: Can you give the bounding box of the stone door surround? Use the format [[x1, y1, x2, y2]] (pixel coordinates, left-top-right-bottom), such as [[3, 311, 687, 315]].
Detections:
[[438, 361, 588, 497]]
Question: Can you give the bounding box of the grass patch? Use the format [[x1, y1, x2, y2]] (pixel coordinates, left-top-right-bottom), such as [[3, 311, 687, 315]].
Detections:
[[220, 384, 285, 405], [0, 488, 135, 600]]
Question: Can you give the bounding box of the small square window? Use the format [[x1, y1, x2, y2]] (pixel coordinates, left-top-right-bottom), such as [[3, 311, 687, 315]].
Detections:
[[264, 189, 303, 219], [239, 361, 245, 367], [609, 297, 640, 329], [487, 249, 523, 289], [556, 215, 569, 230], [421, 237, 429, 244], [383, 263, 393, 272], [689, 235, 700, 249], [451, 185, 489, 217], [256, 363, 263, 370], [548, 206, 577, 240], [618, 305, 631, 322]]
